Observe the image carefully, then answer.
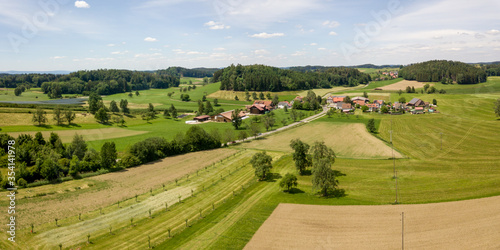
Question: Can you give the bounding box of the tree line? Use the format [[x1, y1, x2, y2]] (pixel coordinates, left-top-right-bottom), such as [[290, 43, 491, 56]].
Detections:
[[156, 67, 218, 78], [213, 64, 371, 92], [0, 69, 180, 98], [481, 63, 500, 76], [399, 60, 487, 84]]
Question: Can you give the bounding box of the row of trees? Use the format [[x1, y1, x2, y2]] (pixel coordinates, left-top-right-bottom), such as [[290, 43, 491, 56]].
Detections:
[[0, 132, 117, 186], [213, 64, 371, 91], [399, 60, 487, 84], [126, 126, 221, 166]]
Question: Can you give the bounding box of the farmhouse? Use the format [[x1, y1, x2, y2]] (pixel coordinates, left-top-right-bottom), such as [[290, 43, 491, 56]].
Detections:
[[342, 103, 353, 113], [327, 95, 346, 104], [247, 100, 274, 114], [366, 103, 379, 112], [193, 115, 210, 122], [407, 98, 425, 107], [392, 102, 406, 111], [211, 110, 247, 122], [411, 107, 425, 114], [373, 100, 384, 106]]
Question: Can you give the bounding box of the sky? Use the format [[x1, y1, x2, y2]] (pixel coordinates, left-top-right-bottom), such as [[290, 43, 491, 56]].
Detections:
[[0, 0, 499, 71]]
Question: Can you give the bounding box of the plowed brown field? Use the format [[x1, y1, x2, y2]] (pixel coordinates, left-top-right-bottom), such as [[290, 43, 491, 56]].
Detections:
[[245, 196, 500, 249]]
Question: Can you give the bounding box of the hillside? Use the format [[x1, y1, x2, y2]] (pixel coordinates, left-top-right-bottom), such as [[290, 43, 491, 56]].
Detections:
[[399, 60, 487, 84]]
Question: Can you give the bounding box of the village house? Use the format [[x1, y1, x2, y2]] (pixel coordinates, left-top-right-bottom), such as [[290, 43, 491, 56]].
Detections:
[[366, 103, 380, 112], [247, 100, 274, 114], [373, 100, 384, 106], [292, 96, 304, 104], [392, 102, 406, 111], [211, 110, 247, 122], [411, 107, 425, 114], [352, 96, 369, 103]]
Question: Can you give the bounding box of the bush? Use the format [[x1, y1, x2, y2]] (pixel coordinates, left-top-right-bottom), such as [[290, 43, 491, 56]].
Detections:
[[17, 178, 28, 188], [119, 154, 141, 168]]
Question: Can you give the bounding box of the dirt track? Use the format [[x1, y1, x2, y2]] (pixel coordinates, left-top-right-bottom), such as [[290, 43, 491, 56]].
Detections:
[[245, 196, 500, 249]]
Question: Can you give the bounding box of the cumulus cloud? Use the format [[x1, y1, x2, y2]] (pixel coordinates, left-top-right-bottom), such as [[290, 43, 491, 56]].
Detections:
[[111, 51, 129, 55], [254, 49, 270, 55], [144, 37, 158, 42], [50, 56, 66, 59], [204, 21, 230, 30], [291, 51, 306, 56], [322, 20, 340, 28], [250, 32, 285, 38], [329, 31, 337, 36], [486, 29, 500, 35], [74, 1, 90, 8], [309, 43, 317, 46], [213, 47, 226, 51]]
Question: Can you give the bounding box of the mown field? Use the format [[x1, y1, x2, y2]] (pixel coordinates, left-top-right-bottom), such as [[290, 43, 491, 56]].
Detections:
[[1, 77, 499, 249]]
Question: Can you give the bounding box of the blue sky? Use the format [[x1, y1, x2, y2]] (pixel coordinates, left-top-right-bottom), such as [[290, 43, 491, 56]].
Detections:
[[1, 0, 499, 71]]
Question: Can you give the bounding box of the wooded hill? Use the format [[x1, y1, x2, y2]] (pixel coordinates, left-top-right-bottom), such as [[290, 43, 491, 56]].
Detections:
[[213, 64, 371, 91], [399, 60, 487, 84]]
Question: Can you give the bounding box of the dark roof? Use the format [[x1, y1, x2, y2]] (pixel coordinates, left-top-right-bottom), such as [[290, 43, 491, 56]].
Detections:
[[194, 115, 210, 120], [408, 98, 422, 105]]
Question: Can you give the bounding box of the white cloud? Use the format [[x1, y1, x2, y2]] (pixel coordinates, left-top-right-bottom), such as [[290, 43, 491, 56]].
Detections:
[[213, 47, 226, 51], [322, 20, 340, 28], [50, 56, 66, 59], [111, 51, 129, 55], [318, 48, 326, 51], [254, 49, 270, 55], [329, 31, 337, 36], [250, 32, 285, 38], [172, 49, 185, 54], [74, 1, 90, 8], [144, 37, 158, 42], [486, 29, 500, 35], [309, 43, 317, 46], [135, 53, 162, 58], [291, 51, 306, 56], [204, 21, 230, 30], [186, 51, 203, 55], [107, 44, 116, 47]]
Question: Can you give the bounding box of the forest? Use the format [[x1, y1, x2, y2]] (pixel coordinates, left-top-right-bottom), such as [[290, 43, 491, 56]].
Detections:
[[481, 63, 500, 76], [0, 69, 180, 98], [213, 64, 371, 91], [399, 60, 487, 84], [156, 66, 219, 78]]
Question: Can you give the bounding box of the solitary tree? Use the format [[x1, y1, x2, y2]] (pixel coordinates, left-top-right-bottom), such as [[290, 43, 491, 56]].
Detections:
[[272, 95, 279, 106], [88, 92, 102, 114], [363, 91, 368, 98], [259, 92, 265, 100], [279, 173, 298, 192], [433, 99, 438, 106], [231, 109, 242, 129], [100, 142, 117, 169], [290, 139, 312, 175], [32, 107, 48, 126], [495, 98, 500, 117], [64, 109, 76, 125], [366, 118, 376, 133], [398, 97, 406, 104], [135, 90, 140, 96], [95, 108, 110, 123], [120, 99, 129, 114], [262, 114, 275, 131], [110, 100, 120, 113], [310, 141, 340, 197], [249, 122, 261, 138], [14, 86, 23, 96], [67, 134, 87, 160], [213, 98, 219, 106], [53, 105, 64, 125], [250, 151, 273, 180]]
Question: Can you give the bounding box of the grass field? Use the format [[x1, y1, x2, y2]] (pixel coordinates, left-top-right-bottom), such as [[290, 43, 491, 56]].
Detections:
[[0, 88, 51, 102]]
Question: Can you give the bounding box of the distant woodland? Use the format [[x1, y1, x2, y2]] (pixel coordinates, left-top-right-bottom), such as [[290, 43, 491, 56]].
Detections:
[[214, 64, 371, 91], [399, 60, 487, 84]]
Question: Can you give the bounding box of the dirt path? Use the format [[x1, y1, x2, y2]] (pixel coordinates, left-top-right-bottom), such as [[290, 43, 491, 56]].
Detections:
[[245, 196, 500, 249]]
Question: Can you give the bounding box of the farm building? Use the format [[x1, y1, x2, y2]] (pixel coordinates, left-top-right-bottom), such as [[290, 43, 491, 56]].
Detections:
[[353, 99, 366, 106], [352, 96, 369, 102], [248, 104, 268, 114], [407, 98, 425, 107], [193, 115, 210, 122], [277, 101, 291, 109], [392, 102, 406, 111], [211, 110, 247, 122], [373, 100, 384, 105]]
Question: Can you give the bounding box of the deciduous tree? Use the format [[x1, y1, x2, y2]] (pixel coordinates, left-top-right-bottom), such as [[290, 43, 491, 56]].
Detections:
[[290, 139, 312, 175], [279, 173, 298, 192], [250, 151, 273, 180], [32, 107, 47, 126], [231, 109, 242, 129]]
